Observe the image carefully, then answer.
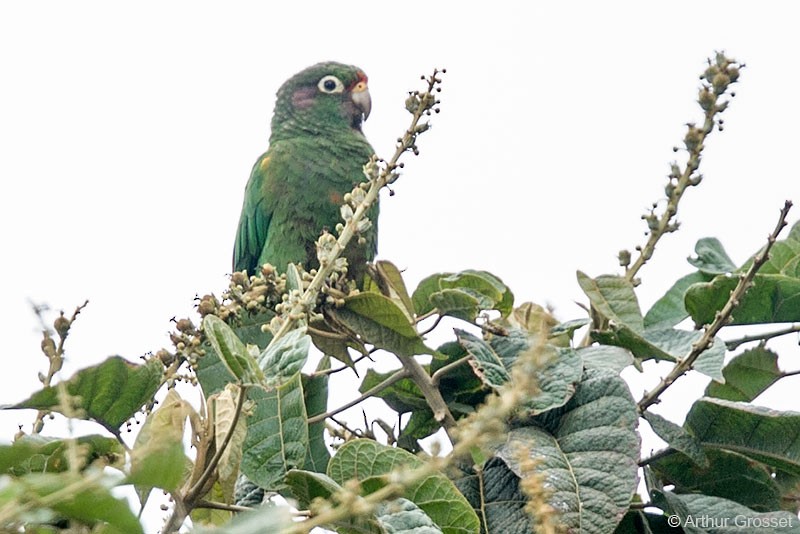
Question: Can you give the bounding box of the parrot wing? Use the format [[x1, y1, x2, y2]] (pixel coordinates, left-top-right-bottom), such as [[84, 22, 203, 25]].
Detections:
[[233, 154, 273, 274]]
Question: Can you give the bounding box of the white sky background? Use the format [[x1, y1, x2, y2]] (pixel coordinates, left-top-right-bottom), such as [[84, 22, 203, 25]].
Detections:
[[1, 0, 799, 528]]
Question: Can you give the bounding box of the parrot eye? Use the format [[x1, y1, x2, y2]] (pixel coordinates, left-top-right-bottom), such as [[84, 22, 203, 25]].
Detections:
[[318, 75, 345, 94]]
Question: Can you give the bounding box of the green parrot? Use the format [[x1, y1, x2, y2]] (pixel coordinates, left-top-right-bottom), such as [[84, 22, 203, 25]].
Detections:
[[233, 62, 377, 281]]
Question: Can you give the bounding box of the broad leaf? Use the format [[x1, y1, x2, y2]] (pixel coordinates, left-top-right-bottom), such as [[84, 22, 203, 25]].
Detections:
[[377, 498, 442, 533], [507, 368, 640, 533], [0, 435, 123, 476], [687, 237, 736, 275], [686, 273, 800, 326], [330, 293, 429, 357], [203, 314, 255, 382], [258, 327, 311, 386], [644, 271, 709, 329], [7, 356, 162, 434], [7, 472, 144, 533], [328, 440, 480, 534], [686, 398, 800, 476], [285, 469, 384, 534], [193, 505, 294, 533], [577, 271, 644, 332], [373, 260, 416, 321], [359, 368, 427, 414], [642, 411, 707, 467], [455, 457, 533, 533], [577, 345, 633, 374], [651, 449, 780, 511], [595, 326, 725, 381], [197, 311, 274, 397], [303, 365, 331, 473], [212, 385, 248, 502], [411, 270, 513, 319], [128, 389, 191, 491], [706, 347, 782, 402], [455, 329, 510, 389], [240, 375, 308, 490]]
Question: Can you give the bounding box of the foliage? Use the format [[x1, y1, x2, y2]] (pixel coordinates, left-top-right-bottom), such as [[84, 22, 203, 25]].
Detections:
[[3, 55, 800, 534]]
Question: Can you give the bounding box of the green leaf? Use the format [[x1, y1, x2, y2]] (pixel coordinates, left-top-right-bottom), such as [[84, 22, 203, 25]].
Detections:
[[687, 237, 736, 275], [594, 326, 725, 381], [551, 318, 590, 340], [411, 273, 444, 317], [642, 411, 707, 467], [303, 365, 331, 473], [654, 492, 798, 532], [651, 449, 780, 512], [520, 346, 583, 416], [330, 293, 429, 357], [686, 397, 800, 476], [577, 345, 633, 374], [428, 288, 487, 322], [742, 219, 800, 275], [286, 262, 303, 292], [328, 440, 480, 534], [285, 469, 384, 534], [508, 368, 640, 534], [308, 316, 355, 369], [197, 311, 275, 398], [240, 375, 308, 491], [12, 473, 144, 533], [359, 368, 427, 414], [455, 457, 533, 533], [374, 260, 416, 320], [706, 347, 782, 402], [644, 328, 725, 381], [193, 505, 294, 534], [0, 435, 123, 476], [577, 271, 644, 332], [258, 327, 311, 386], [285, 469, 342, 507], [376, 498, 443, 533], [128, 389, 191, 491], [440, 270, 513, 317], [685, 273, 800, 326], [644, 271, 709, 329], [211, 385, 248, 503], [191, 481, 232, 527], [455, 329, 510, 389], [203, 314, 250, 382], [7, 356, 162, 434], [411, 270, 513, 319]]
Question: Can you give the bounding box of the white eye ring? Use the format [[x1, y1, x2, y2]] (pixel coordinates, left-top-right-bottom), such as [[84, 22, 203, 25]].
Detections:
[[318, 75, 345, 94]]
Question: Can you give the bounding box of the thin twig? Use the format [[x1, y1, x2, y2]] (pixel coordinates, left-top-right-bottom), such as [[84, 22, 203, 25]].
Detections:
[[308, 369, 410, 424], [725, 323, 800, 350], [310, 353, 374, 378], [195, 500, 256, 514], [418, 314, 444, 337], [431, 354, 473, 386], [638, 200, 793, 412]]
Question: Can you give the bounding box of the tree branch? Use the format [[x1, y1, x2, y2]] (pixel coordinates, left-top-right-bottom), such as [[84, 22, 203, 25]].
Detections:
[[638, 200, 793, 412], [307, 368, 410, 424], [725, 323, 800, 350]]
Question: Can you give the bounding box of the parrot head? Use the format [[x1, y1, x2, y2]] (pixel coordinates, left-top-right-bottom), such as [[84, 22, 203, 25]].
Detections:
[[270, 62, 372, 141]]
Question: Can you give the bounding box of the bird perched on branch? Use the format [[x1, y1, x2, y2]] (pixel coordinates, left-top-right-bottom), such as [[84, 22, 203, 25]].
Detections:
[[233, 62, 377, 281]]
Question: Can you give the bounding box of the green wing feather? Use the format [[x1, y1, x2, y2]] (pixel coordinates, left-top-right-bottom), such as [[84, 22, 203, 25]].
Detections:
[[233, 153, 273, 274]]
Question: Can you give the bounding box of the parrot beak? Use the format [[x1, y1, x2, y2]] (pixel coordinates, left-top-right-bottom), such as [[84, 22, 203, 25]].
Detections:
[[351, 80, 372, 121]]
